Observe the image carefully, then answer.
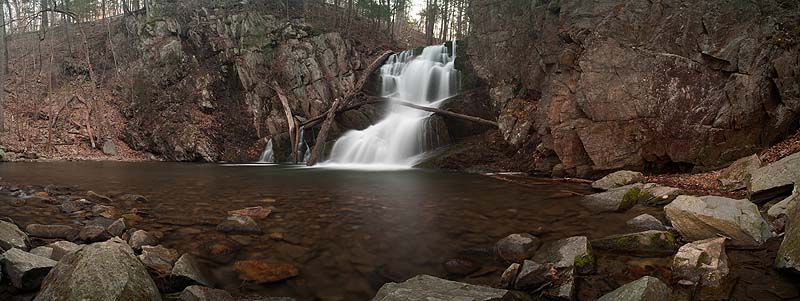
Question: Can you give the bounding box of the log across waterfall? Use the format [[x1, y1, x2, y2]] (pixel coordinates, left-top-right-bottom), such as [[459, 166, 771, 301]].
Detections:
[[319, 44, 460, 168]]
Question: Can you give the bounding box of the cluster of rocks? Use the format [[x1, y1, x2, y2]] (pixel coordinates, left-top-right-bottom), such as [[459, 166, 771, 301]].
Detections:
[[374, 156, 799, 300]]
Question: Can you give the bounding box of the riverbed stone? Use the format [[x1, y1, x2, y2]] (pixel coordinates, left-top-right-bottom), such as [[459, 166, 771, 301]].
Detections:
[[34, 238, 161, 301], [86, 191, 114, 203], [592, 171, 645, 191], [179, 285, 235, 301], [138, 245, 179, 274], [373, 274, 518, 301], [48, 241, 82, 261], [665, 195, 771, 247], [116, 194, 149, 203], [499, 263, 520, 289], [443, 258, 480, 276], [776, 197, 800, 273], [591, 230, 678, 255], [672, 237, 729, 287], [1, 248, 57, 290], [29, 246, 53, 259], [25, 224, 78, 240], [228, 206, 272, 219], [532, 236, 594, 274], [514, 260, 553, 290], [234, 260, 299, 284], [626, 214, 667, 231], [92, 204, 119, 218], [78, 225, 112, 243], [495, 233, 541, 263], [107, 218, 127, 237], [597, 276, 670, 301], [582, 184, 644, 212], [750, 152, 800, 194], [217, 214, 262, 234], [129, 230, 160, 251], [60, 198, 93, 213], [0, 220, 30, 252], [102, 140, 117, 156], [717, 155, 762, 191]]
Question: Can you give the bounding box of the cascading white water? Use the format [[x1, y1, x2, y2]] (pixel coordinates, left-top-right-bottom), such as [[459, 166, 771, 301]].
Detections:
[[322, 44, 459, 168], [258, 139, 275, 163]]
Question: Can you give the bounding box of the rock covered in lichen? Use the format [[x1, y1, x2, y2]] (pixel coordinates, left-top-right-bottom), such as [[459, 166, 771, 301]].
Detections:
[[776, 197, 800, 273], [591, 230, 678, 255], [672, 237, 729, 287], [665, 195, 771, 247], [532, 236, 594, 275], [592, 171, 645, 191]]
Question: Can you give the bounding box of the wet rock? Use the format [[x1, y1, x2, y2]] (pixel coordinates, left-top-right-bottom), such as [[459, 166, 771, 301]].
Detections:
[[179, 285, 235, 301], [34, 238, 161, 301], [172, 254, 212, 287], [717, 155, 762, 191], [582, 184, 643, 212], [30, 246, 53, 259], [78, 225, 112, 243], [532, 236, 594, 275], [92, 204, 119, 218], [591, 230, 678, 255], [86, 191, 114, 203], [0, 220, 30, 251], [1, 248, 57, 290], [60, 198, 93, 213], [639, 183, 683, 206], [116, 194, 149, 203], [138, 245, 179, 274], [777, 198, 800, 273], [750, 152, 800, 195], [672, 237, 729, 287], [592, 171, 645, 191], [234, 260, 299, 284], [597, 276, 670, 301], [227, 206, 272, 219], [217, 215, 262, 234], [48, 241, 82, 261], [107, 218, 127, 237], [514, 260, 553, 290], [499, 263, 520, 289], [495, 233, 541, 263], [665, 195, 771, 247], [626, 214, 667, 231], [129, 230, 160, 251], [373, 274, 519, 301], [768, 185, 798, 219], [102, 140, 117, 156], [188, 234, 241, 264], [25, 224, 78, 240], [443, 258, 480, 276]]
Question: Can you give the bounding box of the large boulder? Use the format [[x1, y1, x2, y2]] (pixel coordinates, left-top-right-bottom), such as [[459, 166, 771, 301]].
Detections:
[[532, 236, 594, 274], [672, 237, 729, 287], [591, 230, 678, 255], [776, 197, 800, 273], [592, 171, 645, 190], [665, 195, 771, 247], [495, 233, 541, 263], [1, 248, 57, 290], [373, 274, 520, 301], [597, 276, 670, 301], [25, 224, 78, 240], [750, 152, 800, 195], [0, 220, 30, 251], [34, 238, 161, 301], [717, 154, 762, 191]]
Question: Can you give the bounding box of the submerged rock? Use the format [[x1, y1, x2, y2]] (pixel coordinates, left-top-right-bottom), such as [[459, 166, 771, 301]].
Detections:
[[227, 206, 272, 219], [532, 236, 594, 274], [591, 230, 678, 255], [443, 258, 480, 276], [626, 214, 667, 231], [592, 171, 645, 191], [597, 276, 670, 301], [0, 220, 30, 251], [179, 285, 235, 301], [25, 224, 78, 240], [717, 154, 762, 191], [217, 215, 262, 234], [1, 248, 57, 290], [48, 241, 82, 261], [665, 195, 771, 247], [60, 198, 93, 213], [234, 260, 299, 284], [34, 238, 161, 301], [777, 198, 800, 273], [373, 274, 520, 301], [495, 233, 541, 263], [138, 245, 179, 274], [672, 237, 729, 287]]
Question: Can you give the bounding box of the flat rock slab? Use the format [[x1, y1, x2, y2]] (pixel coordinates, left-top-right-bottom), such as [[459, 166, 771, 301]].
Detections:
[[592, 230, 678, 255], [373, 275, 520, 301], [750, 152, 800, 194], [598, 276, 670, 301], [1, 248, 57, 290], [665, 195, 771, 247], [25, 224, 78, 240], [592, 171, 645, 191]]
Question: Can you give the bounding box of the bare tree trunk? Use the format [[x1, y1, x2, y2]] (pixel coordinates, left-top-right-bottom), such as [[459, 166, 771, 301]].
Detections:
[[0, 0, 5, 131]]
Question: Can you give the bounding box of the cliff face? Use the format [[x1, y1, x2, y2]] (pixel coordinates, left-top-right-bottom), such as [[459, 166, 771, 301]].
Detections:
[[468, 0, 800, 177], [121, 2, 385, 162]]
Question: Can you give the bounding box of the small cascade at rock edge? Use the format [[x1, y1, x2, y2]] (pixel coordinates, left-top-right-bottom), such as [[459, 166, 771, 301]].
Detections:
[[258, 139, 275, 163], [321, 44, 459, 168]]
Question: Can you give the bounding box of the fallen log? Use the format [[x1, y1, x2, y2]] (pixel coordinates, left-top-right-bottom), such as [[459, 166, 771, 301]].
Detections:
[[306, 98, 341, 166], [269, 82, 297, 162]]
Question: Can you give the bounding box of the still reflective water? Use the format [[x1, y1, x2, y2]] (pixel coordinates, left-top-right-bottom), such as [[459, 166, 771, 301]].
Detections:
[[0, 162, 796, 300]]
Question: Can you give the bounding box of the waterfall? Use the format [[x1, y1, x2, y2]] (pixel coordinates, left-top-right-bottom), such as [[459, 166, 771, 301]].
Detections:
[[322, 44, 459, 168], [258, 139, 275, 163]]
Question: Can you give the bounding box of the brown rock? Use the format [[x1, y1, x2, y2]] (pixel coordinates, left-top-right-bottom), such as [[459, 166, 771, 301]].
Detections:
[[25, 224, 78, 240], [227, 206, 272, 219], [233, 260, 299, 284]]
